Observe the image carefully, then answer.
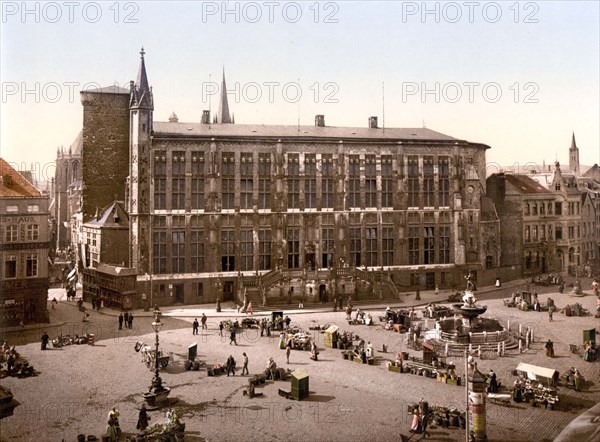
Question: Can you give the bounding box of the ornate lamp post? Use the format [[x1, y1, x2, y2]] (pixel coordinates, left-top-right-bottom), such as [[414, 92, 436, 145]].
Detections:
[[144, 307, 171, 407]]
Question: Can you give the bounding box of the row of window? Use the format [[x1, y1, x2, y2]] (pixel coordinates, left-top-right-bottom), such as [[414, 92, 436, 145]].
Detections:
[[150, 225, 452, 274], [3, 254, 38, 279], [524, 223, 590, 242], [4, 224, 40, 242], [4, 205, 40, 214], [524, 201, 582, 217]]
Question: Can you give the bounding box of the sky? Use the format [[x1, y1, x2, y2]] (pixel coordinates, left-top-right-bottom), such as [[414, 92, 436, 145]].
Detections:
[[1, 1, 599, 183]]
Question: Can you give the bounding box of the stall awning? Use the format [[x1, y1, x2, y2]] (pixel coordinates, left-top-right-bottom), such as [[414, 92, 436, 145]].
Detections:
[[325, 325, 339, 335], [516, 363, 558, 382]]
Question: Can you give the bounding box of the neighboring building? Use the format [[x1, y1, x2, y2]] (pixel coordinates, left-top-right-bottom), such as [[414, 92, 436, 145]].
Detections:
[[487, 173, 558, 277], [0, 158, 50, 325], [123, 50, 499, 307], [53, 132, 82, 250]]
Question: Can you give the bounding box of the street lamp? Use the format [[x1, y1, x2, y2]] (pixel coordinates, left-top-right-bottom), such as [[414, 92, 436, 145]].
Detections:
[[144, 307, 170, 407]]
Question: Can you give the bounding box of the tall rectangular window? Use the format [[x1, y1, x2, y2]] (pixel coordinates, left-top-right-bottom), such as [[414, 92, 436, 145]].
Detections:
[[322, 178, 334, 209], [172, 230, 185, 273], [258, 229, 272, 270], [408, 226, 420, 265], [240, 179, 253, 209], [5, 255, 17, 278], [407, 156, 419, 208], [439, 156, 449, 207], [221, 229, 235, 271], [381, 155, 393, 207], [191, 230, 204, 272], [240, 229, 254, 271], [171, 151, 186, 210], [26, 254, 38, 277], [191, 152, 204, 210], [258, 153, 271, 210], [222, 152, 235, 176], [240, 152, 253, 177], [439, 226, 450, 263], [287, 154, 300, 209], [322, 227, 334, 268], [424, 226, 435, 264], [221, 178, 235, 210], [153, 231, 167, 274], [347, 155, 360, 208], [5, 225, 18, 242], [305, 154, 317, 209], [365, 155, 376, 207], [349, 227, 361, 267], [154, 151, 167, 210], [423, 156, 434, 207], [365, 227, 378, 266], [287, 227, 300, 269], [382, 226, 394, 266], [26, 224, 39, 241]]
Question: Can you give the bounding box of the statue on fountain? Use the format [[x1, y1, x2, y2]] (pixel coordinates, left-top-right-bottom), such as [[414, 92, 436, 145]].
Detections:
[[465, 271, 477, 291], [462, 290, 477, 308]]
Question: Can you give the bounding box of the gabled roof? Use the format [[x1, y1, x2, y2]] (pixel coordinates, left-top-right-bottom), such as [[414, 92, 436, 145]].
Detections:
[[504, 174, 552, 194], [152, 122, 485, 145], [0, 158, 42, 197], [71, 130, 83, 156], [84, 201, 128, 228]]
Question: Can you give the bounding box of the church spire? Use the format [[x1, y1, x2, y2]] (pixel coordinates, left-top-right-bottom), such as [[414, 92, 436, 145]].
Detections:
[[217, 67, 232, 124], [130, 47, 153, 110], [569, 131, 580, 176]]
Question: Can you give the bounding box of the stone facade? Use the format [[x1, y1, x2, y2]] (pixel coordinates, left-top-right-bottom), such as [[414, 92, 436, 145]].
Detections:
[[0, 158, 50, 325]]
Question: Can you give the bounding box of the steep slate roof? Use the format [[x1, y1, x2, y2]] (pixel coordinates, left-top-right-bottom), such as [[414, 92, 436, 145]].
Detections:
[[84, 201, 128, 228], [152, 122, 486, 145], [0, 158, 42, 197], [70, 130, 83, 155], [505, 174, 552, 194]]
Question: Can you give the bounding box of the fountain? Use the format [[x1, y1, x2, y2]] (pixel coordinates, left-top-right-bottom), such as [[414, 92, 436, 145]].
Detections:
[[425, 272, 516, 357]]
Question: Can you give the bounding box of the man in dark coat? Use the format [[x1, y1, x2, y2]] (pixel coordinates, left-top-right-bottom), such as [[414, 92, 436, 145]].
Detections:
[[193, 318, 199, 335], [41, 331, 49, 350], [226, 355, 236, 376], [137, 404, 149, 431], [128, 313, 134, 330], [230, 329, 237, 345], [118, 314, 123, 330], [124, 312, 130, 329]]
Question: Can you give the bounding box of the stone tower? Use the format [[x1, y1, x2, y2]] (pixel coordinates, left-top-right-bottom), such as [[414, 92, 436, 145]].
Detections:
[[129, 47, 154, 273], [80, 85, 130, 222]]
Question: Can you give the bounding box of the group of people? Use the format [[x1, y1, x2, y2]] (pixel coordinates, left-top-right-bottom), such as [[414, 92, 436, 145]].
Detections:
[[410, 399, 431, 436], [118, 312, 134, 330], [192, 314, 208, 335]]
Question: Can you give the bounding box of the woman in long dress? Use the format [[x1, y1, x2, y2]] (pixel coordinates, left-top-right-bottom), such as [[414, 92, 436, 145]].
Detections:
[[410, 408, 420, 432]]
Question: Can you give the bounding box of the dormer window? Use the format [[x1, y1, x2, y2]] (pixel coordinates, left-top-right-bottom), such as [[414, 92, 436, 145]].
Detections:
[[555, 183, 561, 191]]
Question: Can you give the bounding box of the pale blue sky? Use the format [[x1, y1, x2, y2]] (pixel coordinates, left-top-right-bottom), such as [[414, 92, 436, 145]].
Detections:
[[1, 1, 598, 179]]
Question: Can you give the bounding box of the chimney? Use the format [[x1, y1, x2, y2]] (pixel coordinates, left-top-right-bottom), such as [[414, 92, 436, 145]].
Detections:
[[315, 115, 325, 127], [3, 175, 13, 186], [201, 110, 210, 124], [368, 116, 378, 129]]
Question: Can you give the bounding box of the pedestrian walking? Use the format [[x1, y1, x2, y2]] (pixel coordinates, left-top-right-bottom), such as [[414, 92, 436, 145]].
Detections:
[[41, 331, 49, 350], [137, 404, 150, 431], [118, 313, 123, 330], [219, 321, 224, 337], [124, 312, 130, 329], [128, 313, 134, 330], [286, 343, 291, 364], [548, 306, 554, 322], [201, 313, 207, 330], [260, 319, 265, 337], [226, 355, 236, 376], [241, 352, 249, 375], [246, 302, 253, 315], [230, 329, 237, 345], [193, 318, 199, 335]]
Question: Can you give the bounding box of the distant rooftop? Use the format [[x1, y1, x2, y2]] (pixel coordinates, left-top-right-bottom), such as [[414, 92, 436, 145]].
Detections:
[[504, 174, 552, 194], [83, 85, 129, 94], [0, 158, 42, 197]]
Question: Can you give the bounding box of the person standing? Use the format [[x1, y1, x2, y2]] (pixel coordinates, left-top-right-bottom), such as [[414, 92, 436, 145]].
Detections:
[[545, 339, 554, 357], [241, 352, 249, 375], [226, 355, 236, 376], [573, 368, 582, 391], [118, 313, 123, 331], [286, 343, 291, 364], [137, 404, 150, 431], [410, 407, 420, 433], [247, 302, 253, 315], [124, 312, 130, 329], [488, 369, 498, 393], [128, 313, 134, 330], [192, 318, 199, 335], [230, 329, 237, 345], [219, 321, 224, 337], [201, 313, 208, 330], [41, 331, 49, 350], [548, 305, 554, 322]]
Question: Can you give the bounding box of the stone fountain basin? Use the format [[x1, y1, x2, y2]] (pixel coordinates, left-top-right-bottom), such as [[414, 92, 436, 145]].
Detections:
[[452, 304, 488, 317]]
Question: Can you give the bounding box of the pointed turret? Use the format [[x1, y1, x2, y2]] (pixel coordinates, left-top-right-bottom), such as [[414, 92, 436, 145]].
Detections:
[[217, 68, 232, 124], [569, 132, 580, 176], [130, 47, 154, 111]]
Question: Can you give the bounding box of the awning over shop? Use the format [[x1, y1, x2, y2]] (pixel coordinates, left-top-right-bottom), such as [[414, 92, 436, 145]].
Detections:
[[516, 362, 559, 385]]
